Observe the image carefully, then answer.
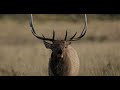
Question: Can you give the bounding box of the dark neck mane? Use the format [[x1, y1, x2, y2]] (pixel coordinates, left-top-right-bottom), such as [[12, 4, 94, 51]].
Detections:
[[49, 52, 69, 76]]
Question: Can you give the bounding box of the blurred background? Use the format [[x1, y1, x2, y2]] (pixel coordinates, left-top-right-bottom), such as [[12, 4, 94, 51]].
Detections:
[[0, 14, 120, 76]]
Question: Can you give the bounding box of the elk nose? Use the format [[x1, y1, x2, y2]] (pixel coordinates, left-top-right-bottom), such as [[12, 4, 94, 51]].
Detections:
[[58, 49, 62, 55]]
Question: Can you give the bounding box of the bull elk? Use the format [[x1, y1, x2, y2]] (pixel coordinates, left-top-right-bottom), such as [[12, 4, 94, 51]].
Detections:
[[29, 14, 88, 76]]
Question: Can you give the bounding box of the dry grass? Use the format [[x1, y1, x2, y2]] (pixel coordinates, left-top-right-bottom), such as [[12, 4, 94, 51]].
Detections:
[[0, 18, 120, 76]]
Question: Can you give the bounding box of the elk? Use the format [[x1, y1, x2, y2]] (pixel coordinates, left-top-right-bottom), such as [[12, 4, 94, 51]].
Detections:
[[29, 14, 88, 76]]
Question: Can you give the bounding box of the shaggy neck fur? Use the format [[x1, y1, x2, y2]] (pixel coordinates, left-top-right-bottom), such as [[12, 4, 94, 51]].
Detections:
[[49, 52, 70, 76]]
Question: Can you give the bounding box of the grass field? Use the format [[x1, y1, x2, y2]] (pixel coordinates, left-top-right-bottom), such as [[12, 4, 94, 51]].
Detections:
[[0, 17, 120, 76]]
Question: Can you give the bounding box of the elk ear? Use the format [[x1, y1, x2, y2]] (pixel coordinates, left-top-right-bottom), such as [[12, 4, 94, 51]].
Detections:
[[43, 41, 52, 49], [67, 42, 71, 45], [65, 42, 71, 48]]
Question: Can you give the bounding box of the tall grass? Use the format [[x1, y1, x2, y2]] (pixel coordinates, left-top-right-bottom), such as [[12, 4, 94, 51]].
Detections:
[[0, 17, 120, 76], [0, 14, 120, 22]]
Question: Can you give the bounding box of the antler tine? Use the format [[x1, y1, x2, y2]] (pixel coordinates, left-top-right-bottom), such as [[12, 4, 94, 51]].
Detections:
[[30, 14, 36, 34], [53, 30, 55, 40], [42, 34, 45, 38], [77, 14, 88, 39], [64, 30, 68, 41], [70, 32, 77, 40], [68, 14, 88, 41], [29, 14, 54, 41]]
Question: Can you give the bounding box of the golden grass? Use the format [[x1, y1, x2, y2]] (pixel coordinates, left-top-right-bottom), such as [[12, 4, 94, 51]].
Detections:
[[0, 19, 120, 76]]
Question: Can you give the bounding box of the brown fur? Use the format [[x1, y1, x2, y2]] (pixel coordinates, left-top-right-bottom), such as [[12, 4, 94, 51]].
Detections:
[[48, 42, 80, 76]]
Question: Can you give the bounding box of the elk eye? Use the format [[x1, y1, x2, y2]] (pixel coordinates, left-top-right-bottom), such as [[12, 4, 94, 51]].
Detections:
[[58, 50, 62, 54], [65, 45, 68, 48], [65, 46, 68, 48]]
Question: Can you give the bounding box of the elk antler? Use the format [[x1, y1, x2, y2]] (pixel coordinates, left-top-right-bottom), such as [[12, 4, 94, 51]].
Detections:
[[67, 14, 88, 41], [29, 14, 87, 42], [29, 14, 55, 41]]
